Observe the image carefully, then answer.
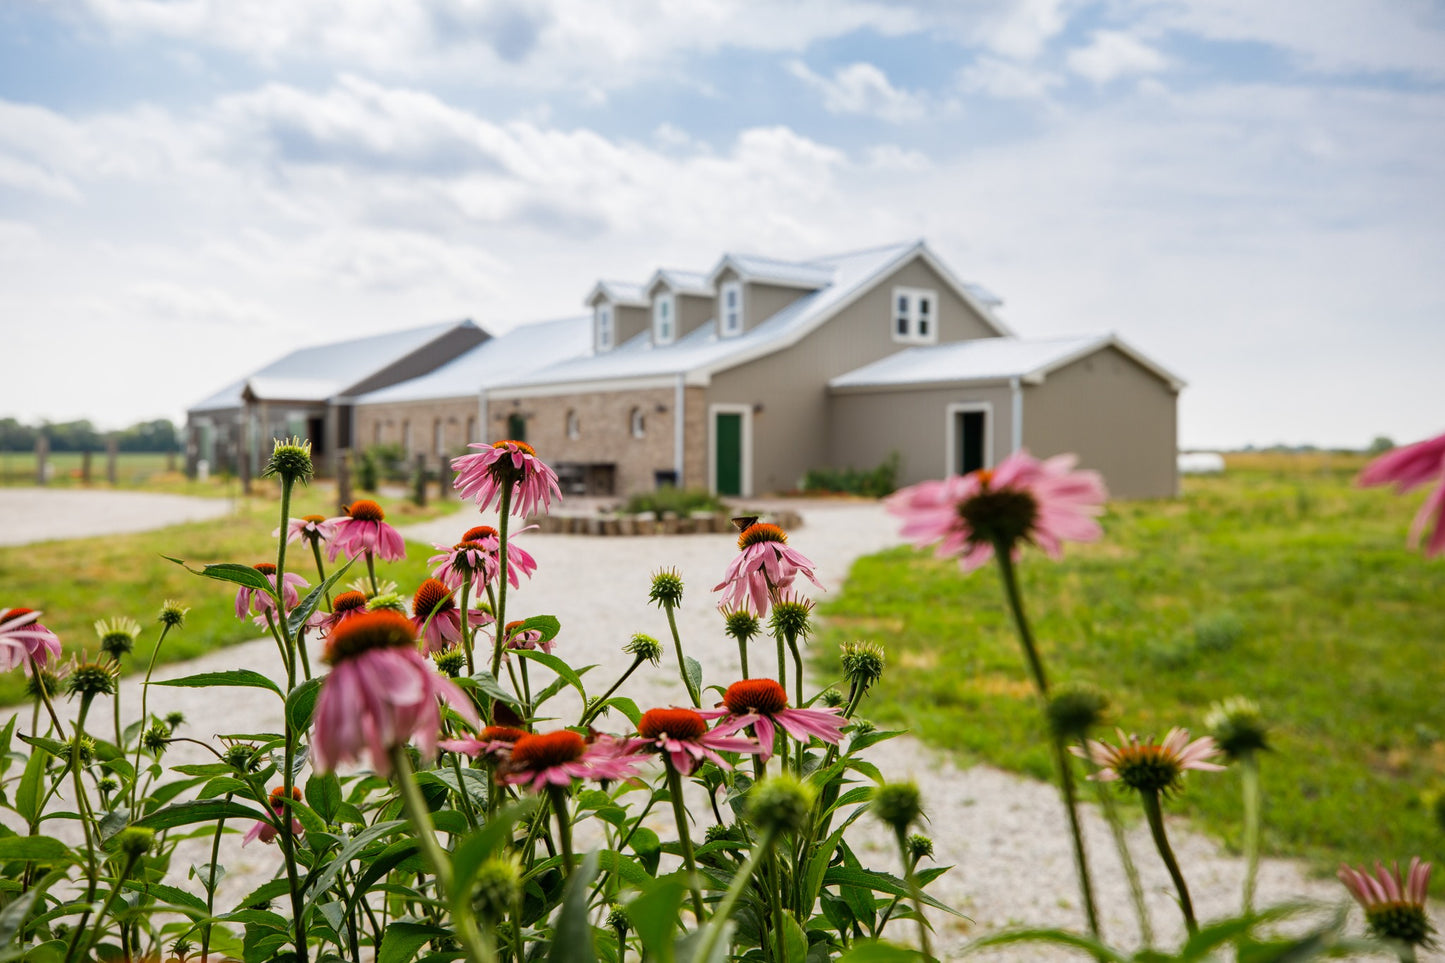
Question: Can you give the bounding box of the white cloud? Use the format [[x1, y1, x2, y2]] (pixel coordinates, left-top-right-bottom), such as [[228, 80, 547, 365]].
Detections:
[[1066, 30, 1167, 83], [127, 281, 280, 327], [974, 0, 1069, 59], [959, 55, 1064, 99], [788, 61, 926, 123]]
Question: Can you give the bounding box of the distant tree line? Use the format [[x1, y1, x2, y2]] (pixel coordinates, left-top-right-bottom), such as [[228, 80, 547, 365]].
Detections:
[[0, 418, 182, 453]]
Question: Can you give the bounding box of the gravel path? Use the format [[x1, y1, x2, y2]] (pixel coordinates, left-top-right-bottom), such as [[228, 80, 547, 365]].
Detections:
[[0, 488, 231, 545], [7, 496, 1380, 959]]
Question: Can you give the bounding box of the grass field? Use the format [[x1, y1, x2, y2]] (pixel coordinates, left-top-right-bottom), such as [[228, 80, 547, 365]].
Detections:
[[0, 482, 463, 706], [0, 450, 239, 496], [816, 451, 1445, 884]]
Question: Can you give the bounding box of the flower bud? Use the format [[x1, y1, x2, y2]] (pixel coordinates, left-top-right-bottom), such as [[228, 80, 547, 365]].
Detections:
[[649, 568, 685, 608], [65, 735, 96, 767], [769, 594, 814, 642], [114, 826, 155, 860], [66, 662, 117, 699], [366, 592, 407, 614], [95, 617, 140, 661], [840, 641, 885, 692], [907, 833, 935, 862], [165, 711, 185, 731], [606, 904, 629, 935], [471, 855, 522, 923], [223, 742, 261, 773], [721, 607, 761, 643], [1046, 682, 1111, 740], [158, 600, 188, 628], [747, 774, 815, 836], [624, 633, 663, 665], [97, 776, 118, 795], [143, 723, 170, 755], [818, 687, 845, 708], [433, 646, 466, 678], [263, 437, 314, 484], [25, 667, 62, 701], [1203, 696, 1269, 761], [871, 781, 924, 835]]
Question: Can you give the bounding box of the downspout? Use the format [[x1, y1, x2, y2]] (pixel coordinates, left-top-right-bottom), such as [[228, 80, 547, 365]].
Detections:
[[674, 374, 685, 485], [1010, 377, 1023, 455]]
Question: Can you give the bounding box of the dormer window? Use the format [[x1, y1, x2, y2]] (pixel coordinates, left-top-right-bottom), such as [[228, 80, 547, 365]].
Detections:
[[654, 293, 676, 345], [720, 280, 742, 337], [892, 286, 938, 344], [596, 304, 614, 351]]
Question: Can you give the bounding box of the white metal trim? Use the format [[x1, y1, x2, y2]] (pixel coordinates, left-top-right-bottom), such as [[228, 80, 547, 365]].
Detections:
[[944, 402, 993, 477], [673, 376, 685, 482], [1009, 377, 1023, 453], [708, 403, 753, 498], [482, 375, 679, 400]]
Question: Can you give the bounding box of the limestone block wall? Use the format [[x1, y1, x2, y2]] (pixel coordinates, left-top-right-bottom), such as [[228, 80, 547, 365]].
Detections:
[[353, 398, 482, 462]]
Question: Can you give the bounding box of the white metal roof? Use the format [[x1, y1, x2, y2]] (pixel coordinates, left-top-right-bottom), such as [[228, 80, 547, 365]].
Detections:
[[828, 334, 1185, 392], [491, 240, 1012, 393], [350, 316, 593, 404], [707, 252, 835, 290], [584, 280, 649, 308], [188, 319, 478, 412], [645, 268, 714, 298]]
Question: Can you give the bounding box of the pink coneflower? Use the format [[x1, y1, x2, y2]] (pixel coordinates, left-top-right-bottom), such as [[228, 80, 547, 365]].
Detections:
[[888, 449, 1107, 573], [1071, 727, 1225, 795], [306, 590, 369, 638], [426, 524, 539, 592], [500, 619, 553, 655], [713, 523, 824, 617], [440, 724, 529, 763], [243, 786, 304, 847], [235, 563, 309, 621], [311, 610, 479, 776], [629, 707, 763, 776], [1359, 432, 1445, 557], [452, 440, 562, 519], [410, 578, 462, 654], [274, 514, 338, 546], [700, 678, 846, 762], [0, 608, 62, 671], [326, 500, 406, 563], [1339, 858, 1434, 947], [496, 730, 640, 791]]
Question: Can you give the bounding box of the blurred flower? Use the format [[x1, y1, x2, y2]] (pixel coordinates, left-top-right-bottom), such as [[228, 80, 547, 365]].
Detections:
[[495, 730, 639, 791], [244, 787, 304, 847], [1359, 432, 1445, 557], [326, 500, 406, 563], [0, 608, 62, 671], [157, 600, 188, 628], [629, 707, 762, 776], [623, 633, 663, 665], [713, 523, 824, 617], [307, 590, 369, 639], [311, 610, 479, 775], [410, 579, 462, 655], [701, 678, 845, 762], [1203, 696, 1270, 761], [872, 781, 924, 834], [1047, 682, 1112, 740], [747, 774, 815, 835], [1072, 727, 1224, 795], [95, 616, 141, 661], [276, 514, 337, 546], [441, 724, 529, 762], [887, 449, 1106, 573], [1338, 858, 1434, 947], [235, 564, 308, 622], [453, 440, 562, 519], [427, 524, 538, 592]]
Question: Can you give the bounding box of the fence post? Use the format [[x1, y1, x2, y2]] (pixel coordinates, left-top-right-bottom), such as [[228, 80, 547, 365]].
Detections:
[[34, 436, 47, 486], [439, 454, 453, 499], [81, 449, 93, 485], [412, 453, 428, 507], [106, 436, 118, 486], [337, 450, 353, 513], [238, 441, 251, 496]]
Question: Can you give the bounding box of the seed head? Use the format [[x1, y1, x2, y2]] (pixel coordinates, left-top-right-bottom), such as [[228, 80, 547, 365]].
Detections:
[[818, 688, 845, 708], [624, 633, 663, 665], [850, 718, 877, 736], [366, 592, 407, 615], [871, 781, 924, 834], [606, 904, 630, 935], [470, 855, 522, 922], [66, 662, 117, 700], [649, 568, 685, 608], [66, 735, 96, 766], [97, 776, 118, 795], [721, 606, 761, 643], [25, 667, 62, 701], [907, 833, 935, 862], [223, 742, 261, 773], [263, 437, 314, 484], [95, 616, 141, 661], [143, 723, 170, 755], [1047, 682, 1112, 740], [1204, 696, 1270, 761], [840, 640, 886, 692], [433, 646, 466, 678], [157, 599, 189, 628], [114, 826, 155, 860], [165, 711, 185, 731], [747, 774, 815, 836], [769, 594, 814, 642], [348, 576, 398, 598]]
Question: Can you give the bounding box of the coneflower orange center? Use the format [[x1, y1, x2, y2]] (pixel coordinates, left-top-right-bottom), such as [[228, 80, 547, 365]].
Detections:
[[493, 440, 536, 456], [724, 678, 789, 715], [974, 468, 995, 488], [463, 526, 499, 542], [253, 562, 277, 575], [638, 708, 708, 740], [269, 786, 303, 802], [302, 514, 328, 524], [0, 608, 35, 625], [509, 730, 585, 769], [413, 578, 454, 616], [323, 610, 415, 664], [347, 500, 386, 522], [479, 725, 528, 744], [738, 523, 787, 550], [332, 591, 367, 612]]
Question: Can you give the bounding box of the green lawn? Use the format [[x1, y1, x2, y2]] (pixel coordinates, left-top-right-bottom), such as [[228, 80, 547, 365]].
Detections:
[[0, 482, 463, 705], [816, 452, 1445, 882]]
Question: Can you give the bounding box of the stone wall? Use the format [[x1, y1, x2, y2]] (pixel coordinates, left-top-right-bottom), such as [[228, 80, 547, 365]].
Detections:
[[353, 398, 482, 462]]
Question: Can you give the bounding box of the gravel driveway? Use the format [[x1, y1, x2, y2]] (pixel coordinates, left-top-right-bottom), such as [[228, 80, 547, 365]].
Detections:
[[0, 488, 231, 545]]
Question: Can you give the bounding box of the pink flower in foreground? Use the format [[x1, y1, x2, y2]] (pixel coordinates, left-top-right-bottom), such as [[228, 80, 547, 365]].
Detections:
[[452, 440, 561, 518], [410, 578, 463, 655], [306, 590, 369, 638], [1339, 858, 1434, 947], [496, 730, 641, 791], [426, 524, 539, 592], [700, 678, 846, 763], [274, 514, 338, 547], [628, 707, 764, 776], [440, 724, 530, 763], [311, 610, 479, 776], [234, 564, 309, 621], [0, 608, 62, 671], [713, 523, 824, 617], [888, 449, 1107, 573], [1359, 432, 1445, 557], [326, 500, 406, 563], [1071, 727, 1224, 795], [244, 786, 304, 847]]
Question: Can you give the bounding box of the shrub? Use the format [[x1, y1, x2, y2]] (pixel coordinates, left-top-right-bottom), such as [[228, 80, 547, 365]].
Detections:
[[622, 486, 724, 516], [802, 452, 900, 497]]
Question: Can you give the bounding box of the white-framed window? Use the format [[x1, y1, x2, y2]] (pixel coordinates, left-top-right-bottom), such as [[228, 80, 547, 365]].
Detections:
[[630, 407, 646, 438], [566, 410, 580, 440], [654, 293, 675, 345], [720, 280, 743, 337], [892, 286, 938, 344], [595, 304, 613, 351]]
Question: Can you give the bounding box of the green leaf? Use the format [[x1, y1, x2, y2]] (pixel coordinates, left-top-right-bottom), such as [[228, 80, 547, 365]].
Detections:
[[155, 670, 283, 699], [449, 799, 538, 905], [780, 915, 809, 963], [546, 850, 600, 963], [676, 922, 734, 963], [301, 819, 407, 903], [136, 799, 262, 832], [683, 657, 703, 696], [287, 677, 325, 731], [517, 614, 561, 644], [596, 696, 642, 727], [378, 921, 451, 963], [118, 879, 210, 918], [956, 928, 1128, 961], [16, 745, 48, 825], [836, 942, 930, 962], [515, 649, 589, 699], [17, 734, 67, 758], [305, 772, 342, 823], [625, 872, 689, 963], [286, 555, 358, 637], [455, 671, 521, 707], [822, 867, 963, 917], [164, 557, 273, 591], [0, 866, 65, 948], [596, 850, 652, 889]]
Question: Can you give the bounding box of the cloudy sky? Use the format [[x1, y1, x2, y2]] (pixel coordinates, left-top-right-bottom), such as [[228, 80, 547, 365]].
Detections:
[[2, 0, 1442, 449]]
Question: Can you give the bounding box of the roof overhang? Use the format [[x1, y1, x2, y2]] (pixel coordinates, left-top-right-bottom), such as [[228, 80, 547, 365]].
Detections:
[[644, 269, 714, 299], [483, 374, 682, 400], [584, 281, 649, 309], [704, 253, 831, 290], [1021, 333, 1186, 393]]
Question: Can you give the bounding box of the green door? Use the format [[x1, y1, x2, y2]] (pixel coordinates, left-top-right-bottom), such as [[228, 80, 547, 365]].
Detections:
[[715, 412, 742, 496]]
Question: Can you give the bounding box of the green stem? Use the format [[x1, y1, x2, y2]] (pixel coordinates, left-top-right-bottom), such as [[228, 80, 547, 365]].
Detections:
[[459, 580, 474, 675], [547, 783, 576, 876], [691, 827, 776, 963], [309, 539, 331, 607], [766, 847, 787, 963], [29, 655, 66, 737], [76, 851, 143, 962], [63, 699, 100, 963], [280, 725, 308, 963], [490, 485, 513, 679], [664, 601, 700, 708], [894, 827, 933, 961], [365, 550, 378, 596], [1241, 754, 1261, 915], [581, 657, 645, 727], [786, 636, 803, 712], [666, 763, 706, 919], [1141, 788, 1197, 935], [1093, 777, 1152, 948], [130, 624, 174, 813], [199, 793, 231, 962], [736, 634, 750, 679]]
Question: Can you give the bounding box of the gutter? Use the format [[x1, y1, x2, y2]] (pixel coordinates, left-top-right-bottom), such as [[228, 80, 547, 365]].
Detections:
[[1010, 377, 1023, 453]]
